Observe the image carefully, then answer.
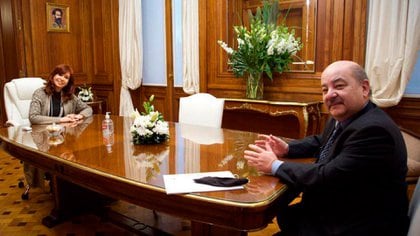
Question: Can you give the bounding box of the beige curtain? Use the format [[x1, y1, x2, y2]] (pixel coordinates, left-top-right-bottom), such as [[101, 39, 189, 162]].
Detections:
[[119, 0, 143, 116], [365, 0, 420, 107], [182, 0, 199, 94]]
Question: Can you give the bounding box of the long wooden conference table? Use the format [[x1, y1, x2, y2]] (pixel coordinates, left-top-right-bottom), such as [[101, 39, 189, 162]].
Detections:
[[0, 115, 297, 235]]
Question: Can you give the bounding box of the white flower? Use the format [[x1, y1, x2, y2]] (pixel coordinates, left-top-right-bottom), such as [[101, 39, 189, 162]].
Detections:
[[153, 120, 169, 135], [135, 125, 151, 136], [133, 115, 148, 128], [149, 111, 160, 123], [266, 31, 301, 57], [130, 109, 141, 120], [267, 41, 275, 55], [217, 40, 234, 55], [237, 38, 245, 48]]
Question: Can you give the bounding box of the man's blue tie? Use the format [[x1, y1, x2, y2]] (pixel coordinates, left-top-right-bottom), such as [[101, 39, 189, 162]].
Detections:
[[319, 123, 342, 161]]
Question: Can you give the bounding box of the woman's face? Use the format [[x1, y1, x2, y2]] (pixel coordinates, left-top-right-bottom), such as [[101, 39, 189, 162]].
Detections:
[[53, 72, 70, 91]]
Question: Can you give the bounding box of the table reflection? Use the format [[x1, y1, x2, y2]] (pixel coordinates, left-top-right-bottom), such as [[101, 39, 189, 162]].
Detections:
[[0, 115, 291, 232], [1, 115, 285, 204], [29, 117, 93, 152], [127, 142, 169, 183]]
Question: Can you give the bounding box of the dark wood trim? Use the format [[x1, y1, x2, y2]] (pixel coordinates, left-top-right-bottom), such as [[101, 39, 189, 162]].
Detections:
[[165, 0, 175, 121], [0, 0, 21, 125]]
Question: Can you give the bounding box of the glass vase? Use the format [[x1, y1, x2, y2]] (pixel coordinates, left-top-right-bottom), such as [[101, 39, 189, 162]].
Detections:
[[246, 72, 264, 100]]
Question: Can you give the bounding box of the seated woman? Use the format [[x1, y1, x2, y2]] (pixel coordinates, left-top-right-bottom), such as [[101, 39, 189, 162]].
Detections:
[[29, 64, 92, 125], [22, 64, 92, 199]]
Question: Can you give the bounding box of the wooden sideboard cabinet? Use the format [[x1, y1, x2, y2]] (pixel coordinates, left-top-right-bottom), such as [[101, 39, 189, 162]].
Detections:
[[85, 100, 104, 114], [222, 98, 322, 139]]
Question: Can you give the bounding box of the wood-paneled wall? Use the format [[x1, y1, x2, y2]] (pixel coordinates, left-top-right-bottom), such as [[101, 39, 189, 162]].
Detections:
[[199, 0, 366, 102], [164, 0, 417, 135], [1, 0, 419, 135], [0, 0, 120, 125], [138, 0, 369, 132]]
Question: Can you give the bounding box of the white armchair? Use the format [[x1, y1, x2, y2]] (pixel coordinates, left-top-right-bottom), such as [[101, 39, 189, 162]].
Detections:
[[4, 77, 45, 127], [3, 77, 46, 200], [179, 93, 225, 128], [178, 93, 225, 175]]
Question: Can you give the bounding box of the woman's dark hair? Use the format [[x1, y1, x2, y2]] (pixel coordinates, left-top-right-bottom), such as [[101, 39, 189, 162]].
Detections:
[[45, 64, 75, 102]]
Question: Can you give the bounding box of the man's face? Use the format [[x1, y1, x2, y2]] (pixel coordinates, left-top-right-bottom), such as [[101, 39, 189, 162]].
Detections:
[[54, 11, 62, 20], [321, 62, 370, 121]]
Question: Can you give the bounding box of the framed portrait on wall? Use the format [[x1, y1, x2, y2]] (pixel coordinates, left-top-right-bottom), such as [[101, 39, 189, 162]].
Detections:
[[46, 3, 70, 32]]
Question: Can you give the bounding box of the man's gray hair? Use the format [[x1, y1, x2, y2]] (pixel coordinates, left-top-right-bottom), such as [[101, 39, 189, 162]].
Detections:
[[350, 64, 369, 83], [350, 63, 371, 96]]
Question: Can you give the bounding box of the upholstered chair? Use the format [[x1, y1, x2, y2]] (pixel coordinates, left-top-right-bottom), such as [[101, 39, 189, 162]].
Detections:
[[3, 77, 46, 200], [408, 178, 420, 236], [179, 93, 225, 128], [4, 77, 45, 126], [178, 93, 225, 208], [401, 128, 420, 199]]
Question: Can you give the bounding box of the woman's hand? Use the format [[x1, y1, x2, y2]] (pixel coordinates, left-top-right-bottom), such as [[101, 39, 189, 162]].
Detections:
[[59, 114, 84, 123], [66, 114, 84, 120]]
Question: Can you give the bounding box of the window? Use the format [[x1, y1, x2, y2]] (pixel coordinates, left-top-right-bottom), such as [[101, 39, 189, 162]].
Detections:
[[404, 51, 420, 97]]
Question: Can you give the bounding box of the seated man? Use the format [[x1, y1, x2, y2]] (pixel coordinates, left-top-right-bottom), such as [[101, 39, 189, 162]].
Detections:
[[245, 60, 409, 236]]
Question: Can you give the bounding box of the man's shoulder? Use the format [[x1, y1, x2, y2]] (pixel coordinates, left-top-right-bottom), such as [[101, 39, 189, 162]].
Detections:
[[349, 106, 400, 134], [359, 105, 393, 124]]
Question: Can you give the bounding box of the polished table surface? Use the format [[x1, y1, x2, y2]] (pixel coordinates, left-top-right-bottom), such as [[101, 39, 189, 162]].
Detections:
[[0, 115, 291, 234]]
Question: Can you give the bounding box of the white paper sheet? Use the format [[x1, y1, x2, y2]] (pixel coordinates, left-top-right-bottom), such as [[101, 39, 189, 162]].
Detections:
[[163, 171, 244, 194]]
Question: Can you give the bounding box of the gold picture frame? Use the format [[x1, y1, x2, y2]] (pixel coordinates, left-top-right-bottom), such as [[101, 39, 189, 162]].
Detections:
[[46, 3, 70, 32]]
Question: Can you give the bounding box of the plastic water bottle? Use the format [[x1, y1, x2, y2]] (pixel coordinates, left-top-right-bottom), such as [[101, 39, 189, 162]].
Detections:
[[102, 112, 114, 152]]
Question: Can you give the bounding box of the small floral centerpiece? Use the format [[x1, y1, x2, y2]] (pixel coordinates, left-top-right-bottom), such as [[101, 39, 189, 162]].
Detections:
[[218, 0, 302, 99], [77, 84, 94, 102], [130, 95, 169, 145]]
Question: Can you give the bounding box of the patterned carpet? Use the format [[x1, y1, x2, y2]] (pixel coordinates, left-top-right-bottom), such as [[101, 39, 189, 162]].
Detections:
[[0, 148, 135, 235], [0, 147, 280, 235]]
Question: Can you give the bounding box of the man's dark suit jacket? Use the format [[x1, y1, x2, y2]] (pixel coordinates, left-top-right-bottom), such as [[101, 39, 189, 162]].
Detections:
[[276, 101, 409, 236]]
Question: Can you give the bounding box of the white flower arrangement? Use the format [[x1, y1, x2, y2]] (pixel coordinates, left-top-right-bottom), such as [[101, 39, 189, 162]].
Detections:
[[130, 95, 169, 145], [77, 85, 94, 102], [217, 0, 302, 79]]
